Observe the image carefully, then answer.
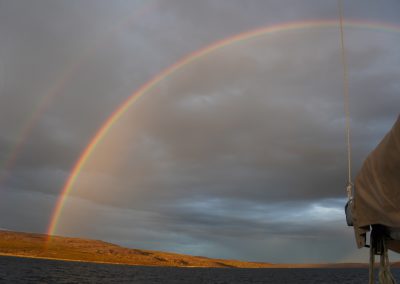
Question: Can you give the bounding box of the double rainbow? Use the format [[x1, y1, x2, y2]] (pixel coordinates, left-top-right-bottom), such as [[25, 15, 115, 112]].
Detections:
[[47, 20, 400, 237]]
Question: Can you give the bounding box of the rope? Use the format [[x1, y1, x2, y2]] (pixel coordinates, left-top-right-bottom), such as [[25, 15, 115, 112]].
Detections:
[[337, 0, 353, 200], [379, 240, 396, 284], [369, 243, 375, 284], [369, 231, 397, 284]]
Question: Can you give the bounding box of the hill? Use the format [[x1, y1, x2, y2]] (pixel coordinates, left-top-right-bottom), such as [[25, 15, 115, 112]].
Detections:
[[0, 230, 381, 268], [0, 230, 273, 268]]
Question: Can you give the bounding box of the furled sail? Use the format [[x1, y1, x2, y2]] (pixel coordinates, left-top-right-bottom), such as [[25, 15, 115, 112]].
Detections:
[[351, 115, 400, 252]]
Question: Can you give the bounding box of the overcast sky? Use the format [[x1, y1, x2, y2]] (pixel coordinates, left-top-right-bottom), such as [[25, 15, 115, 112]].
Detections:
[[1, 0, 399, 263]]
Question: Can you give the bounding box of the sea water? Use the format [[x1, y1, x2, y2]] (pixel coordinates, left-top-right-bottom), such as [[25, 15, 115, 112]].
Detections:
[[0, 255, 399, 284]]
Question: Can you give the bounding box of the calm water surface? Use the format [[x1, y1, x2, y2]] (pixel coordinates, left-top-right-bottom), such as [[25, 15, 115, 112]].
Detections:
[[1, 255, 399, 283]]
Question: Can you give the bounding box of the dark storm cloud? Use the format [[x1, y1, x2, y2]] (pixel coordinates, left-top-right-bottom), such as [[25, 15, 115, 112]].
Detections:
[[70, 28, 397, 207], [1, 0, 399, 263]]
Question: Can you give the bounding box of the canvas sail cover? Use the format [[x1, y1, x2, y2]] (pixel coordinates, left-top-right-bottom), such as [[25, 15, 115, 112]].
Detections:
[[352, 115, 400, 251]]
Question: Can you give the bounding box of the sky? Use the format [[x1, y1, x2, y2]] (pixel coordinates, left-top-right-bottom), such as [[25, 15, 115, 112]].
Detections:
[[0, 0, 400, 264]]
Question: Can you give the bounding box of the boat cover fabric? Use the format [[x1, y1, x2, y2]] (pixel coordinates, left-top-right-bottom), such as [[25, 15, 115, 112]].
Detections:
[[352, 115, 400, 251]]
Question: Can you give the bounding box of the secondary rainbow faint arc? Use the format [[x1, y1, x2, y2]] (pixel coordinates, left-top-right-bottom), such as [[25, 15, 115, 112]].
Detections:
[[0, 0, 157, 187], [47, 19, 400, 237]]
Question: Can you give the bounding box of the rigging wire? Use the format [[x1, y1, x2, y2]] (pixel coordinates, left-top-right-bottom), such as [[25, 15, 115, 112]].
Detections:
[[338, 0, 353, 199]]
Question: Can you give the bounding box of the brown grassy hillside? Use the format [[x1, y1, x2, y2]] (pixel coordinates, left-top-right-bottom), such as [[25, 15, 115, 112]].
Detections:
[[0, 230, 275, 268], [0, 230, 373, 268]]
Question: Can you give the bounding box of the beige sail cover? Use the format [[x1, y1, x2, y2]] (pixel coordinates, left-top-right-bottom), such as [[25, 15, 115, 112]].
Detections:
[[352, 115, 400, 250]]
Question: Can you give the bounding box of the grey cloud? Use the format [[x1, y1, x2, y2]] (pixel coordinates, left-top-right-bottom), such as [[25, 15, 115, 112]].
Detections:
[[55, 195, 353, 262], [1, 0, 399, 263]]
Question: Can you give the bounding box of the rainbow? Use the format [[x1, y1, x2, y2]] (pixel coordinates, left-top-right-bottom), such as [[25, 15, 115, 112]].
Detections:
[[0, 1, 157, 188], [46, 20, 400, 237]]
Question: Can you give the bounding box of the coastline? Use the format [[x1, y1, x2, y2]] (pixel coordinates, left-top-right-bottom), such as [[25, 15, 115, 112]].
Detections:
[[0, 230, 378, 269], [0, 252, 371, 269]]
